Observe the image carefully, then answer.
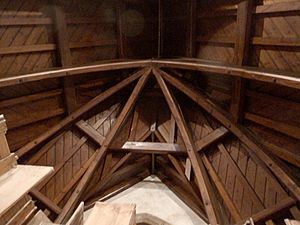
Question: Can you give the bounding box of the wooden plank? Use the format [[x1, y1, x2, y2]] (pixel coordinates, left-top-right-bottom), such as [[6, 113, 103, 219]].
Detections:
[[0, 17, 52, 26], [161, 70, 300, 201], [255, 1, 300, 14], [0, 115, 11, 159], [0, 165, 53, 217], [245, 112, 300, 140], [0, 89, 62, 108], [153, 59, 300, 90], [121, 142, 184, 154], [52, 5, 76, 114], [0, 44, 56, 55], [75, 120, 105, 145], [156, 170, 209, 223], [156, 157, 206, 215], [85, 202, 136, 225], [153, 69, 223, 225], [55, 72, 150, 223], [290, 206, 300, 220], [2, 58, 299, 90], [85, 157, 150, 203], [186, 0, 197, 57], [245, 90, 300, 112], [158, 0, 163, 57], [8, 108, 65, 130], [266, 220, 275, 225], [6, 200, 35, 225], [235, 197, 296, 225], [29, 189, 62, 215], [230, 0, 254, 123], [0, 59, 151, 88], [37, 105, 119, 190], [252, 37, 300, 47], [184, 158, 192, 181], [261, 140, 300, 169], [285, 219, 300, 225], [69, 40, 116, 49], [16, 68, 150, 158], [196, 36, 235, 45], [27, 210, 52, 225], [0, 41, 117, 55], [128, 107, 139, 141], [167, 154, 186, 178], [169, 116, 176, 143], [202, 155, 242, 222], [65, 202, 84, 225], [0, 154, 17, 176], [195, 126, 229, 152], [116, 0, 125, 58], [53, 153, 96, 205]]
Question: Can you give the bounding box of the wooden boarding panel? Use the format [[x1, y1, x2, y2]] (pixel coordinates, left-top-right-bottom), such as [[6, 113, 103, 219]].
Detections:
[[0, 165, 53, 217], [85, 202, 136, 225]]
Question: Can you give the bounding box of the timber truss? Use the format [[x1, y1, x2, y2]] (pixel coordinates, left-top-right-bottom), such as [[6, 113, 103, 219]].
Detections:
[[10, 59, 300, 225]]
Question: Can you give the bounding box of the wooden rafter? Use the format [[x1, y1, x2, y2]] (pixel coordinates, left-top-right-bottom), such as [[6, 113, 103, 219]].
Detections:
[[16, 68, 150, 158], [55, 70, 151, 223], [159, 68, 300, 201], [85, 125, 152, 202], [85, 156, 151, 204], [51, 4, 77, 114], [156, 156, 207, 221], [186, 0, 197, 58], [195, 126, 229, 152], [153, 69, 223, 225], [202, 156, 242, 222], [29, 189, 62, 215]]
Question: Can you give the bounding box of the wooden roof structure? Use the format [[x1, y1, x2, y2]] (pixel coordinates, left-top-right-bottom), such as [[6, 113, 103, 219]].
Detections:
[[0, 0, 300, 225]]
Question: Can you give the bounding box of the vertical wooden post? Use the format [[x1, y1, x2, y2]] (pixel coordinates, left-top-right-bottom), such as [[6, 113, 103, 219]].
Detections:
[[52, 4, 77, 114], [230, 0, 254, 123], [186, 0, 197, 57], [116, 0, 125, 58], [158, 0, 164, 58], [0, 115, 10, 159]]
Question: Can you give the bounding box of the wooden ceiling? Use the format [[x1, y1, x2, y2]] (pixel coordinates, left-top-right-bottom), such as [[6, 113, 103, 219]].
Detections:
[[0, 0, 300, 225]]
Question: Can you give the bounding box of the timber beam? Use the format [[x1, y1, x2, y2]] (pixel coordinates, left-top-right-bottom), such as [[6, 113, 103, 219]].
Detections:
[[2, 59, 300, 91], [158, 68, 300, 201], [55, 70, 151, 223], [16, 68, 150, 158], [153, 69, 224, 225]]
